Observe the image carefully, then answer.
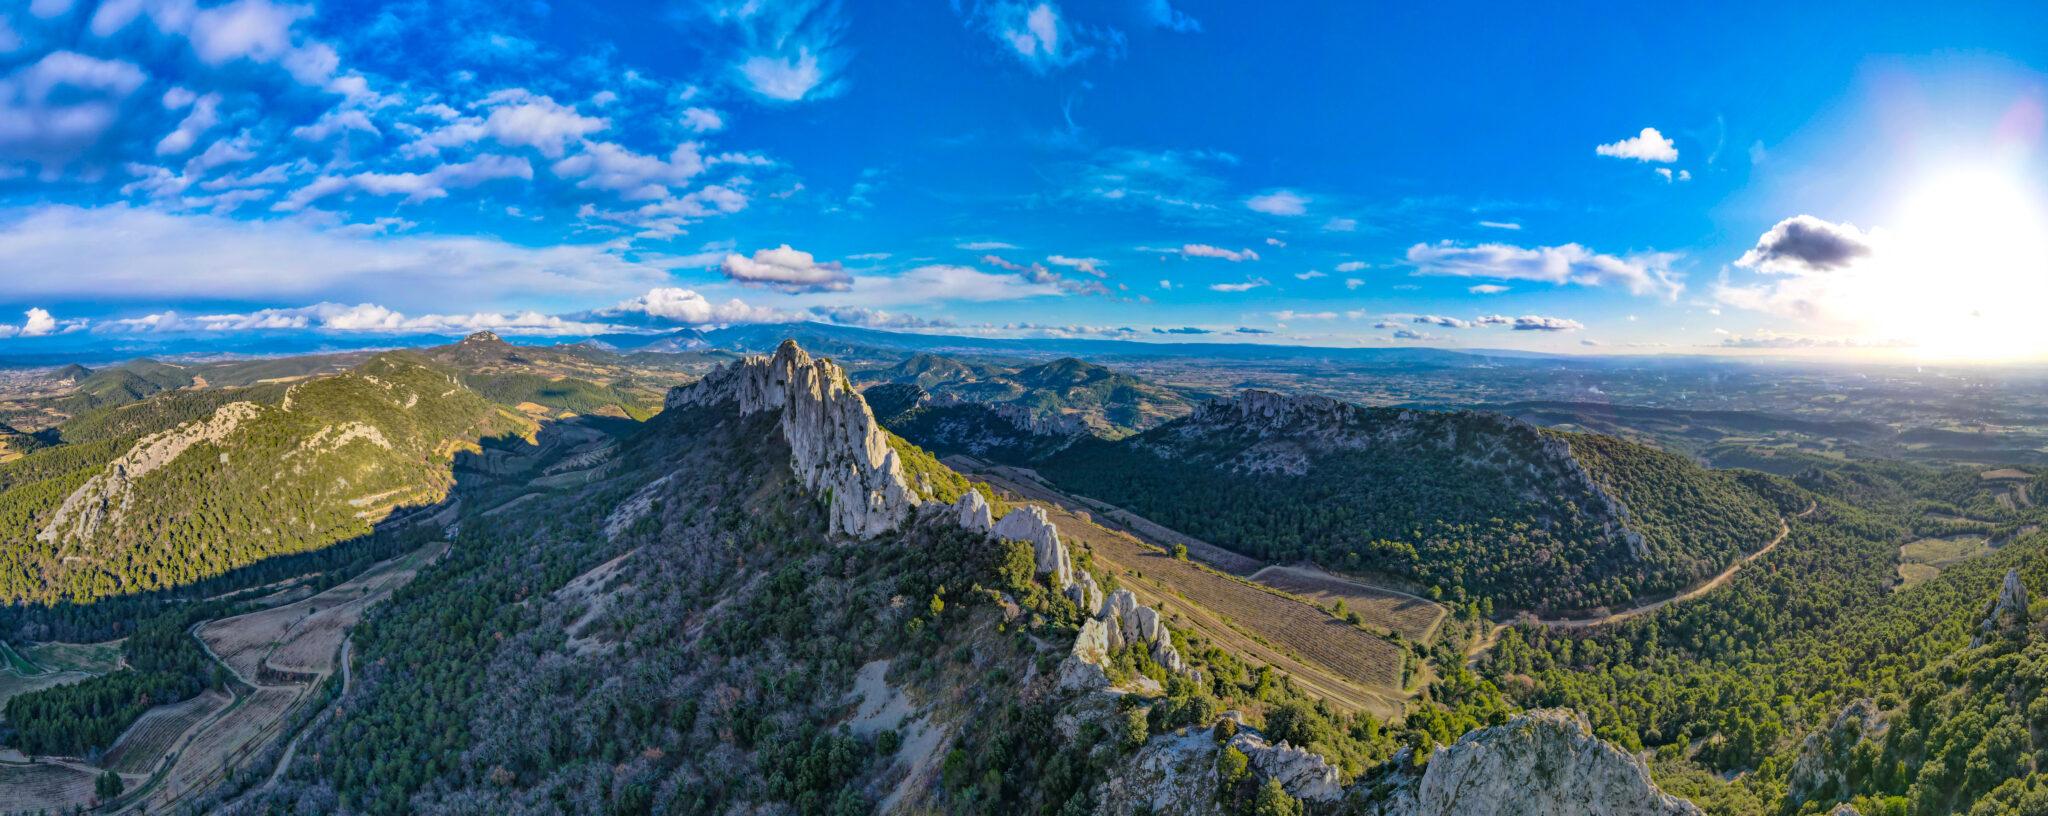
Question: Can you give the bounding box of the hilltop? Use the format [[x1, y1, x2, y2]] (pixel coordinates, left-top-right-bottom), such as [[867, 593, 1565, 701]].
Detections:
[[855, 351, 1203, 439], [1038, 389, 1783, 612]]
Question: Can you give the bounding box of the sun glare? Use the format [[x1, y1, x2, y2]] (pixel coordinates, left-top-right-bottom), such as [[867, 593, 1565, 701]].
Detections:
[[1879, 166, 2048, 360]]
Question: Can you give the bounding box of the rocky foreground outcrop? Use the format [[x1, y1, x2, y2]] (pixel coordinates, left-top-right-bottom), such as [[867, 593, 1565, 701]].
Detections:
[[1353, 709, 1703, 816], [1973, 568, 2031, 646], [667, 340, 920, 538]]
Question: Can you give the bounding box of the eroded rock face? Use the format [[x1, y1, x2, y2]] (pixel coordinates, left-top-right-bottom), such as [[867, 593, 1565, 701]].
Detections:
[[1089, 589, 1187, 674], [992, 504, 1075, 589], [39, 401, 263, 544], [1094, 726, 1229, 816], [1353, 709, 1703, 816], [1229, 730, 1344, 802], [666, 340, 919, 538], [951, 489, 993, 533], [1979, 568, 2030, 640], [1787, 699, 1885, 806]]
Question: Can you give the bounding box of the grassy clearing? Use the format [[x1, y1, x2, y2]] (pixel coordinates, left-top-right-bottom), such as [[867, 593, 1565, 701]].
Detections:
[[23, 640, 123, 675], [1896, 536, 1994, 591], [0, 640, 41, 675]]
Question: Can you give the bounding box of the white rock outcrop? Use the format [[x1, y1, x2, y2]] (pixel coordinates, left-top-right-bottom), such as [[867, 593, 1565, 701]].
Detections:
[[992, 504, 1075, 589], [39, 401, 263, 544], [1229, 730, 1344, 801], [1975, 568, 2030, 644], [1787, 699, 1885, 806], [666, 340, 920, 538], [951, 489, 993, 533], [1354, 709, 1704, 816]]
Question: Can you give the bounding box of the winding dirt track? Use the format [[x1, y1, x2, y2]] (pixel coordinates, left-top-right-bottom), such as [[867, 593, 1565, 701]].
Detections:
[[1467, 501, 1816, 660]]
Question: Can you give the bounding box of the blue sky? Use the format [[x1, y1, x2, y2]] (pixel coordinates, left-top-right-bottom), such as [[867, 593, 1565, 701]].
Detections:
[[2, 0, 2046, 358]]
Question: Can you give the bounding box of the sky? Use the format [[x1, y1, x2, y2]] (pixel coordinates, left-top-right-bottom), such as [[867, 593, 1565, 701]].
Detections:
[[2, 0, 2047, 359]]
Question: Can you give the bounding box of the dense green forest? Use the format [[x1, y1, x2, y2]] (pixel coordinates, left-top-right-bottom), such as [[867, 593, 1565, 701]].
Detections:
[[460, 371, 654, 420], [0, 352, 523, 604], [1040, 404, 1781, 612], [1478, 457, 2048, 815], [4, 601, 225, 756]]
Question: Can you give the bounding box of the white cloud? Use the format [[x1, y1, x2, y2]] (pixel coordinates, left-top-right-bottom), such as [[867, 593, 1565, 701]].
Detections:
[[808, 305, 954, 329], [276, 154, 532, 210], [958, 240, 1017, 250], [551, 141, 704, 199], [0, 204, 676, 307], [103, 302, 620, 335], [1209, 277, 1269, 292], [1655, 167, 1692, 182], [1246, 189, 1308, 216], [1468, 284, 1508, 294], [719, 244, 852, 293], [714, 0, 846, 102], [1405, 240, 1683, 298], [740, 49, 826, 101], [30, 0, 75, 19], [1295, 270, 1324, 280], [155, 91, 220, 155], [1266, 237, 1285, 247], [1270, 310, 1336, 320], [1335, 261, 1367, 272], [597, 287, 793, 325], [1344, 278, 1363, 289], [862, 264, 1063, 303], [0, 307, 60, 337], [476, 89, 607, 158], [680, 107, 725, 133], [1322, 217, 1357, 232], [981, 2, 1093, 74], [1735, 215, 1874, 274], [1596, 127, 1677, 162], [291, 108, 379, 141], [1479, 221, 1520, 230], [1047, 255, 1103, 276], [1176, 244, 1259, 262], [0, 51, 148, 172], [1140, 0, 1201, 31]]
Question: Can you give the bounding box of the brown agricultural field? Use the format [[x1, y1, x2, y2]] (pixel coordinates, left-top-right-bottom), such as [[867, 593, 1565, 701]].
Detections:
[[1249, 564, 1449, 642], [0, 762, 99, 812], [200, 539, 445, 680], [140, 686, 302, 810], [100, 689, 232, 775], [1034, 499, 1408, 711]]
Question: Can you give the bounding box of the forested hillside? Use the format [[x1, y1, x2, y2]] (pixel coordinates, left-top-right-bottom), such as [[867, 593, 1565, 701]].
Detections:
[[0, 352, 529, 604], [1040, 391, 1782, 612]]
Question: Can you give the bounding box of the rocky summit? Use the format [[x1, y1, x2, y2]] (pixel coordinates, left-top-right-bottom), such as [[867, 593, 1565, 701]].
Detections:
[[667, 339, 921, 538]]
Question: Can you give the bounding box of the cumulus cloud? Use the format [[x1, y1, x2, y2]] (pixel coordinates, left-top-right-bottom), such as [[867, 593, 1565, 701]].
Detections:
[[477, 89, 608, 158], [1246, 189, 1308, 216], [719, 244, 853, 293], [551, 141, 705, 199], [1468, 284, 1508, 294], [1405, 240, 1683, 298], [1175, 244, 1259, 262], [155, 92, 220, 156], [0, 307, 60, 338], [1152, 326, 1211, 334], [1209, 277, 1269, 292], [1595, 127, 1677, 162], [808, 305, 955, 329], [275, 154, 533, 210], [1046, 255, 1103, 276], [1295, 270, 1324, 280], [99, 302, 618, 336], [680, 107, 725, 133], [0, 51, 148, 172], [1735, 215, 1875, 274], [597, 287, 794, 325], [1344, 278, 1364, 289], [869, 264, 1064, 302]]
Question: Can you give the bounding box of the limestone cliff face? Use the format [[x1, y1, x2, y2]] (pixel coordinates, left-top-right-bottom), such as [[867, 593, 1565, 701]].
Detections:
[[992, 504, 1076, 589], [1353, 709, 1703, 816], [1229, 730, 1344, 801], [39, 401, 263, 544], [666, 340, 919, 538], [1974, 568, 2031, 645]]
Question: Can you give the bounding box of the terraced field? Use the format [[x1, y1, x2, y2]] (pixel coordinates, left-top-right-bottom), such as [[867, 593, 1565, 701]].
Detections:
[[100, 689, 232, 774], [141, 686, 302, 810], [1249, 564, 1448, 642]]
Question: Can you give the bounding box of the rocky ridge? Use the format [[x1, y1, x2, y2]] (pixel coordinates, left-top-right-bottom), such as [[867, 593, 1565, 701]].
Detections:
[[1787, 699, 1886, 807], [38, 401, 263, 544], [1353, 709, 1704, 816], [1973, 567, 2031, 646], [666, 340, 921, 538]]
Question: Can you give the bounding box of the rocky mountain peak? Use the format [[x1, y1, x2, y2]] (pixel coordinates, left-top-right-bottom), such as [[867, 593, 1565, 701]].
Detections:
[[1972, 568, 2031, 646], [1355, 709, 1703, 815], [666, 339, 920, 538], [460, 330, 508, 346], [1188, 389, 1357, 432]]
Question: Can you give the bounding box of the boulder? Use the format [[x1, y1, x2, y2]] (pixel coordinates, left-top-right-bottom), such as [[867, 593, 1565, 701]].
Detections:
[[992, 505, 1075, 589], [1229, 730, 1344, 802]]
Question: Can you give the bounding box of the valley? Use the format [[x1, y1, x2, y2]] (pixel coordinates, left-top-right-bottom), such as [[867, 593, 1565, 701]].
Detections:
[[0, 330, 2043, 815]]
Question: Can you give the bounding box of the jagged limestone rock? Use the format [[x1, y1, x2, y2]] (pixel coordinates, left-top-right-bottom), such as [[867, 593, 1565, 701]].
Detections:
[[1070, 569, 1104, 617], [1352, 709, 1704, 816], [666, 340, 919, 538], [1094, 725, 1230, 816], [1978, 568, 2030, 641], [39, 401, 263, 544], [951, 489, 993, 533], [1229, 730, 1344, 802], [1829, 805, 1862, 816], [992, 504, 1075, 589]]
